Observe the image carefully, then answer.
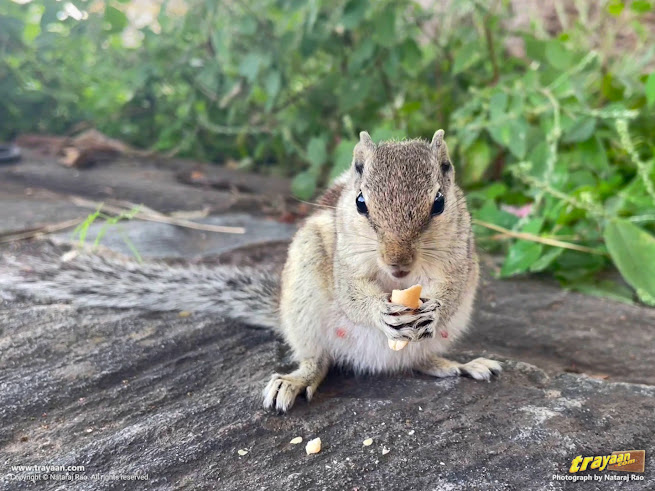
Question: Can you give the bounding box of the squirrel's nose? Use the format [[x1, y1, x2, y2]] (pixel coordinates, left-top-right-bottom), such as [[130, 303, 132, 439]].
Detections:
[[381, 241, 415, 274]]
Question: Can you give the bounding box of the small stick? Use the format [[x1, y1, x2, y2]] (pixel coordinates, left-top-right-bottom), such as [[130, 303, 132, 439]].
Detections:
[[70, 196, 245, 234], [0, 217, 86, 244], [473, 219, 607, 256]]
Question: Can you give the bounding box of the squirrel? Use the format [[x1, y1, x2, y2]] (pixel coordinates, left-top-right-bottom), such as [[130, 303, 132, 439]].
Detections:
[[0, 129, 501, 413]]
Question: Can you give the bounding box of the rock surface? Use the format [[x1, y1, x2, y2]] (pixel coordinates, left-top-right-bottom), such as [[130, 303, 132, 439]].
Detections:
[[1, 153, 654, 489]]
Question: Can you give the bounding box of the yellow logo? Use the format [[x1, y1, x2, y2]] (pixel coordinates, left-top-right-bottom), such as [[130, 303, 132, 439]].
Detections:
[[569, 450, 645, 473]]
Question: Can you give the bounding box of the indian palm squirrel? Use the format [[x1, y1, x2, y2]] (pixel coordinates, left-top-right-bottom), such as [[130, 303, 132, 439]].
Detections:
[[1, 129, 501, 412]]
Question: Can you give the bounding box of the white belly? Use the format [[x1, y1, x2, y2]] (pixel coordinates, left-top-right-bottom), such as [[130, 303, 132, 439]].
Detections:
[[321, 310, 447, 373]]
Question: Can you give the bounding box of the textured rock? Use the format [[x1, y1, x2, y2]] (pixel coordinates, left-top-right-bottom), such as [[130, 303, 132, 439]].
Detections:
[[1, 240, 654, 490], [0, 154, 654, 489]]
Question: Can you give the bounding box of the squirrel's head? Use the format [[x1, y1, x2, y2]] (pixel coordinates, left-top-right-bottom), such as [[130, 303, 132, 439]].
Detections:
[[341, 130, 462, 279]]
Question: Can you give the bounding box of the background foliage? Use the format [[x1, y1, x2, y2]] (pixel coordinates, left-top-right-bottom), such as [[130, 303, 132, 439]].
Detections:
[[1, 0, 655, 304]]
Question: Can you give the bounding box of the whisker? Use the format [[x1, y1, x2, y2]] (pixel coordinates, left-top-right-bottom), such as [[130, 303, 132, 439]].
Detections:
[[293, 198, 337, 210]]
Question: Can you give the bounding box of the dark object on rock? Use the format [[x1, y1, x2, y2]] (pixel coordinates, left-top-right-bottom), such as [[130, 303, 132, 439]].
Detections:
[[58, 129, 134, 168], [0, 144, 21, 164]]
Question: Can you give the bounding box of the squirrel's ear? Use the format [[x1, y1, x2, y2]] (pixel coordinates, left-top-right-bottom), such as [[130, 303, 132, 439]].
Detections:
[[431, 129, 445, 149], [431, 129, 452, 175], [353, 131, 375, 176]]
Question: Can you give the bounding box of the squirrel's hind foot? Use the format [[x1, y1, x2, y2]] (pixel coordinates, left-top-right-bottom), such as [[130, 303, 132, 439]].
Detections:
[[417, 356, 501, 381]]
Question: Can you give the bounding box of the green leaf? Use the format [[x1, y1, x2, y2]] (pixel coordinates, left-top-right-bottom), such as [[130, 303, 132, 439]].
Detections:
[[291, 171, 317, 200], [529, 247, 563, 272], [399, 100, 422, 116], [645, 71, 655, 107], [488, 118, 527, 159], [507, 119, 528, 159], [372, 9, 395, 47], [23, 18, 40, 43], [264, 71, 281, 99], [452, 42, 481, 75], [467, 182, 508, 202], [348, 39, 376, 72], [607, 1, 625, 16], [400, 39, 422, 76], [104, 6, 128, 33], [630, 0, 652, 13], [544, 40, 573, 70], [306, 136, 328, 168], [330, 139, 357, 180], [501, 241, 543, 276], [562, 117, 596, 143], [338, 77, 372, 111], [604, 219, 655, 306], [342, 0, 368, 29], [473, 202, 518, 230], [500, 219, 544, 276], [577, 137, 609, 176], [487, 92, 527, 157], [370, 124, 404, 142], [527, 141, 550, 179], [239, 53, 261, 82], [567, 279, 635, 305], [462, 139, 492, 185], [238, 16, 258, 36], [488, 91, 508, 121]]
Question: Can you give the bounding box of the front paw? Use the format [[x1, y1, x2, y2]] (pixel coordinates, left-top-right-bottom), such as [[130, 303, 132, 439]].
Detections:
[[379, 298, 439, 341], [263, 373, 308, 413]]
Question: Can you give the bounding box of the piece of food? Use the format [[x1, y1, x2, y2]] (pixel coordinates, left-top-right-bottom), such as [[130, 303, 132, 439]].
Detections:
[[363, 438, 373, 446], [388, 285, 422, 351], [305, 437, 321, 455], [388, 339, 409, 351], [390, 284, 422, 309], [237, 449, 248, 456], [290, 436, 303, 445]]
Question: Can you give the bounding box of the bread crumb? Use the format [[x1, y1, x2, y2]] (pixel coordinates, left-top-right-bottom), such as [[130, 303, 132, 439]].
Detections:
[[388, 339, 409, 351], [61, 250, 79, 262], [237, 449, 248, 456], [290, 436, 303, 445], [363, 438, 373, 446], [306, 438, 321, 455]]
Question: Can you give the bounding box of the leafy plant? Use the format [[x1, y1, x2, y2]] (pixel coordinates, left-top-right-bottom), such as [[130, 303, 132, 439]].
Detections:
[[1, 0, 654, 303], [72, 204, 143, 262]]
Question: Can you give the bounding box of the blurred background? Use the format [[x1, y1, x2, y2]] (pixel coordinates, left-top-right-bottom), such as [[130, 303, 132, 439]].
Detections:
[[1, 0, 654, 304]]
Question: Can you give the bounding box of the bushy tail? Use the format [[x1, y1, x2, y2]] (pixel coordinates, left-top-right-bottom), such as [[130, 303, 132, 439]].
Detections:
[[0, 243, 281, 330]]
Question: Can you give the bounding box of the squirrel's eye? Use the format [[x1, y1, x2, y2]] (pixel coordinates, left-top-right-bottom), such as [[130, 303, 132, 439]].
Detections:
[[356, 192, 368, 215], [431, 192, 445, 216]]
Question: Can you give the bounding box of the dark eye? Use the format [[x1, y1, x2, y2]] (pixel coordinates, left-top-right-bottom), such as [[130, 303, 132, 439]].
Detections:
[[356, 192, 368, 215], [431, 192, 445, 216]]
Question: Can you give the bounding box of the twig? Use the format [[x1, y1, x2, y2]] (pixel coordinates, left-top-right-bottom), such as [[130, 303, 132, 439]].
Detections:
[[0, 217, 86, 244], [473, 219, 608, 256], [70, 197, 245, 234], [486, 233, 584, 242], [482, 14, 499, 84], [197, 113, 271, 135]]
